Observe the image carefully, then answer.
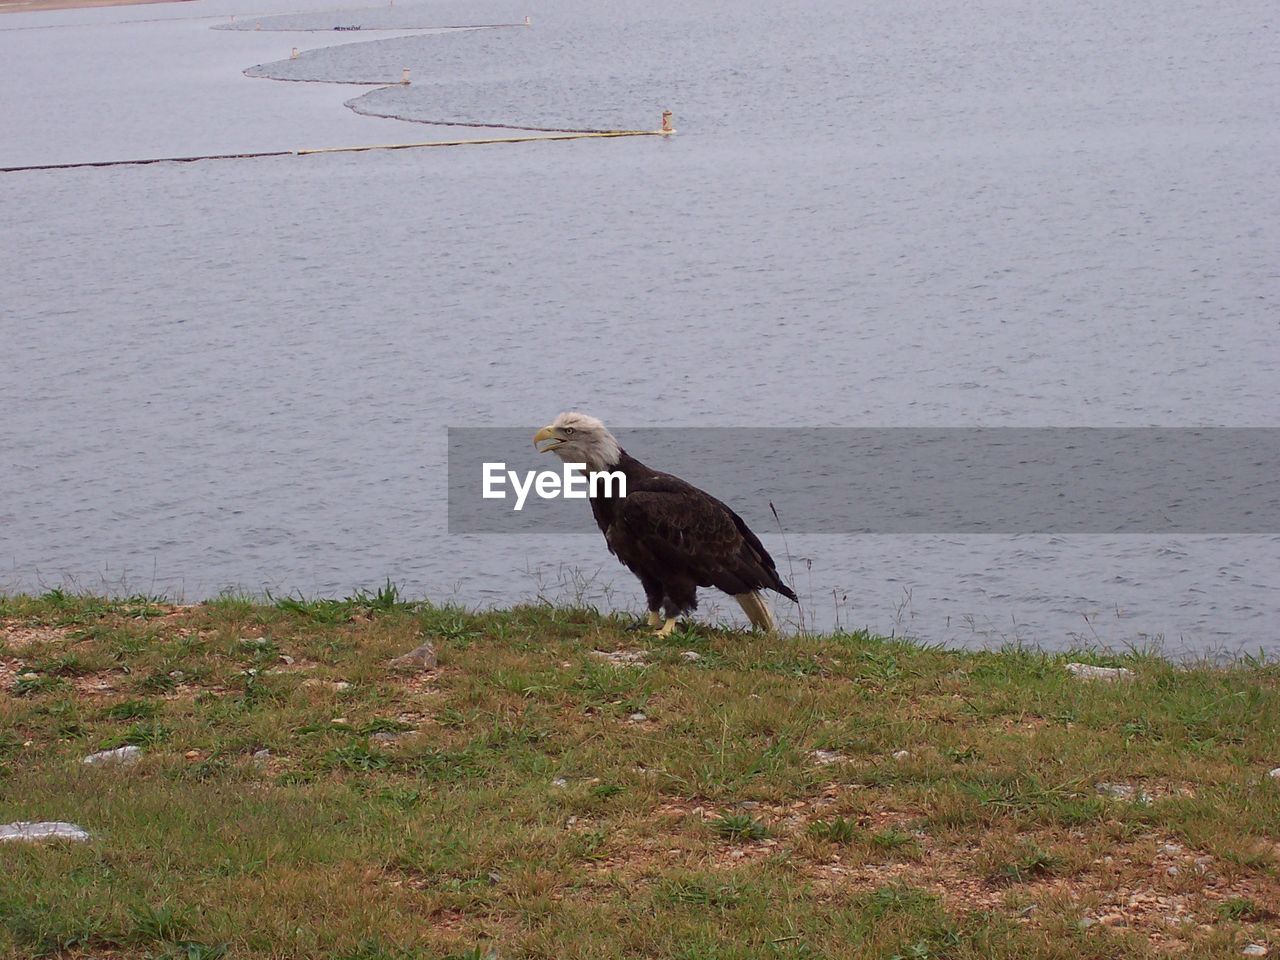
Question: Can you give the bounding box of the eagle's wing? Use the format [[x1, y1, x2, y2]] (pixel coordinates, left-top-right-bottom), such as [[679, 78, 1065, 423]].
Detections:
[[614, 479, 789, 596]]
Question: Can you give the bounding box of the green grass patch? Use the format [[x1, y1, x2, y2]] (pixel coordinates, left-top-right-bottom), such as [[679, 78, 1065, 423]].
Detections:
[[1, 594, 1277, 958]]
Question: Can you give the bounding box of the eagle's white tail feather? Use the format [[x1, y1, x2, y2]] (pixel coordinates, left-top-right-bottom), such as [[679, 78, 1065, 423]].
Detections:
[[735, 591, 777, 633]]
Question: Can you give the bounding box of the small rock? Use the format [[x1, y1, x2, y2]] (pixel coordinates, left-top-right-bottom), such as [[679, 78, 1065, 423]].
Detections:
[[487, 871, 502, 885], [551, 778, 568, 788], [811, 750, 845, 765], [17, 672, 39, 681], [83, 745, 142, 766], [1066, 663, 1134, 681], [302, 679, 351, 691], [184, 750, 201, 760], [169, 670, 185, 681], [892, 750, 910, 760], [1267, 767, 1280, 781], [1160, 843, 1184, 855], [1095, 781, 1137, 799], [1242, 945, 1268, 958], [0, 821, 91, 843], [239, 637, 269, 648], [680, 651, 701, 661], [279, 655, 295, 665], [388, 641, 438, 672], [251, 749, 271, 767], [591, 649, 647, 665], [628, 712, 648, 723], [1166, 866, 1179, 876]]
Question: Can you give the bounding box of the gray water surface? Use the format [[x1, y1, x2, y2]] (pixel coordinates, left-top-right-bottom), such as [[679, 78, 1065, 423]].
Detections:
[[2, 0, 1278, 652]]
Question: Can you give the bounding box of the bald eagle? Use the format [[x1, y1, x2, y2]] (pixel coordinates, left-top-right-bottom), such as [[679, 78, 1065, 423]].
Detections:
[[533, 412, 799, 636]]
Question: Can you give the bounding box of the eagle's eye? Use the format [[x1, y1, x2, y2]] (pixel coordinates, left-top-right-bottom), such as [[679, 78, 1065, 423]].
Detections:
[[563, 427, 576, 436]]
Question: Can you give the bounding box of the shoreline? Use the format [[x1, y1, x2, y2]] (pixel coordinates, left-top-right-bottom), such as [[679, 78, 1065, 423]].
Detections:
[[0, 0, 194, 14]]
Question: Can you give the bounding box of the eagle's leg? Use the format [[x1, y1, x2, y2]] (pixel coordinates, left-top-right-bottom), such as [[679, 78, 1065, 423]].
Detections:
[[656, 583, 696, 638], [639, 578, 665, 632], [626, 610, 663, 632]]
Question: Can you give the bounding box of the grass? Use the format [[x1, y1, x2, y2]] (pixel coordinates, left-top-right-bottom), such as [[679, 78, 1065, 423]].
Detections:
[[709, 813, 770, 842], [1, 593, 1278, 958]]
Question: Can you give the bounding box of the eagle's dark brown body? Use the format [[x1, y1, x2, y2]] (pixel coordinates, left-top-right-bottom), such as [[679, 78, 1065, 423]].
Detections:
[[588, 450, 798, 621]]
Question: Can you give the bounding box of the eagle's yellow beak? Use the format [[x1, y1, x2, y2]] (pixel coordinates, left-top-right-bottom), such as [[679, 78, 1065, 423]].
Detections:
[[533, 425, 563, 452]]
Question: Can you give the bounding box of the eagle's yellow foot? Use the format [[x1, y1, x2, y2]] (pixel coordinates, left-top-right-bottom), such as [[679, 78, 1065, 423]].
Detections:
[[647, 611, 662, 629], [655, 618, 678, 638]]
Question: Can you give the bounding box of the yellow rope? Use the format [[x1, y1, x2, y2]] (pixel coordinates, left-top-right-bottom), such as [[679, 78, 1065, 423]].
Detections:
[[1, 128, 675, 173], [294, 129, 673, 154]]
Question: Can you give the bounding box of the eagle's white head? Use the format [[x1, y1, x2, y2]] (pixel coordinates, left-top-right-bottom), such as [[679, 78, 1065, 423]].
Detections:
[[533, 411, 622, 472]]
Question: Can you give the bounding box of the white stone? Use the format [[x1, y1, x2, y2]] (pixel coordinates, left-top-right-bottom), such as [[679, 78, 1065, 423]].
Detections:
[[0, 821, 90, 842], [239, 636, 269, 647], [388, 642, 438, 671], [1066, 663, 1134, 681], [628, 712, 648, 722], [83, 745, 142, 766], [811, 750, 845, 765], [590, 649, 648, 665], [1267, 767, 1280, 781], [551, 778, 568, 788], [680, 651, 701, 661], [1095, 781, 1137, 799], [1241, 945, 1267, 957], [892, 750, 911, 760], [302, 679, 351, 691]]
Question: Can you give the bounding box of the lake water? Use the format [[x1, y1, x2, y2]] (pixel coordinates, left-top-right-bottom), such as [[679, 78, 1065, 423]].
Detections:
[[2, 0, 1278, 654]]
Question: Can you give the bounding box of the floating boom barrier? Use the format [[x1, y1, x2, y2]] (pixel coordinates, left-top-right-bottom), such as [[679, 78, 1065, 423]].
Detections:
[[0, 115, 676, 174]]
